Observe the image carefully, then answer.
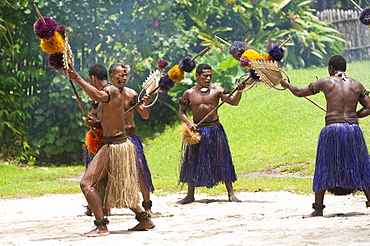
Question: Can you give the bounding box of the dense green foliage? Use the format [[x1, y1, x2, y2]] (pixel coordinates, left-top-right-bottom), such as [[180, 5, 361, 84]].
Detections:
[[0, 0, 353, 165]]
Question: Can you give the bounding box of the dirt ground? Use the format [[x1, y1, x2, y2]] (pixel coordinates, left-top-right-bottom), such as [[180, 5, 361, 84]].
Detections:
[[1, 191, 370, 246]]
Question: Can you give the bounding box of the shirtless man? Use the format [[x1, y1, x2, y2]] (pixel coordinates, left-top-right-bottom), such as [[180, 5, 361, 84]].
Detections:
[[280, 55, 370, 217], [82, 63, 155, 217], [109, 63, 155, 213], [178, 63, 246, 204], [67, 64, 154, 236]]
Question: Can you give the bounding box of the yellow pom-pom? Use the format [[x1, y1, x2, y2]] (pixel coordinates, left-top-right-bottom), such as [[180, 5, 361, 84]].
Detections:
[[261, 53, 271, 61], [40, 31, 65, 54], [168, 65, 185, 83], [241, 49, 262, 62], [181, 123, 201, 145]]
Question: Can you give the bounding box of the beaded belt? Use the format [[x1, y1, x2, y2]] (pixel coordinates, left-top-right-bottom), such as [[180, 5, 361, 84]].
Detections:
[[325, 115, 359, 126], [101, 133, 127, 145]]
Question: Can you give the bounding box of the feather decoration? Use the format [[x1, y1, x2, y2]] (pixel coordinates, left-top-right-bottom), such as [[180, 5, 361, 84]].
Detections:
[[360, 8, 370, 25], [40, 31, 65, 54], [228, 41, 250, 61], [178, 56, 196, 73], [158, 75, 175, 91], [33, 17, 58, 39], [168, 65, 185, 82], [85, 128, 103, 155], [268, 44, 284, 62], [181, 123, 201, 146]]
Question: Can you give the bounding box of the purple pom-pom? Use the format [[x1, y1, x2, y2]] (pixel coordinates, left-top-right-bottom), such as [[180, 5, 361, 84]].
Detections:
[[56, 25, 66, 39], [48, 53, 64, 70], [249, 69, 259, 80], [360, 8, 370, 25], [178, 57, 196, 73], [268, 44, 284, 62], [228, 41, 250, 61], [239, 56, 250, 67], [159, 75, 175, 91], [157, 59, 169, 69], [33, 17, 59, 39]]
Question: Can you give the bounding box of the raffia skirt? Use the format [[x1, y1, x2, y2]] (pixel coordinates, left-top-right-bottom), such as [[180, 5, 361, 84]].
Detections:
[[129, 135, 155, 193], [180, 123, 237, 188], [93, 139, 140, 215], [313, 122, 370, 195]]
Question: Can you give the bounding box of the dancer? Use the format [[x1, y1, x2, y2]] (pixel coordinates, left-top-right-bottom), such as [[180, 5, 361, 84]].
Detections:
[[178, 63, 245, 204], [67, 64, 154, 236], [280, 55, 370, 217]]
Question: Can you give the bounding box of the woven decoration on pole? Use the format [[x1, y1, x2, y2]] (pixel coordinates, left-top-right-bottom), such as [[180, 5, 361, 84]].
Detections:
[[125, 48, 209, 115]]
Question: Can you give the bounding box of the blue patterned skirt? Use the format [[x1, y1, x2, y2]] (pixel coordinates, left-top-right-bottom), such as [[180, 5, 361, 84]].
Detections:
[[313, 122, 370, 195], [180, 124, 237, 188]]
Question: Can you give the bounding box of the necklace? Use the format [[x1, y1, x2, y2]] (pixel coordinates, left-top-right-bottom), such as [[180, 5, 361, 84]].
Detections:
[[198, 85, 210, 93]]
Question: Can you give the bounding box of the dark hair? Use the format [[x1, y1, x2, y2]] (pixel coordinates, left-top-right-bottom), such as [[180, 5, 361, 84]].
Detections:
[[196, 63, 212, 74], [328, 55, 346, 72], [109, 62, 128, 75], [88, 64, 108, 80]]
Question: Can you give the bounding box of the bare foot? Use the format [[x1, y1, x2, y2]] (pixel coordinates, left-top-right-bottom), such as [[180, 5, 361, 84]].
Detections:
[[82, 227, 110, 237], [302, 210, 323, 218], [77, 208, 93, 217], [228, 194, 242, 202], [128, 219, 155, 231], [177, 196, 195, 204]]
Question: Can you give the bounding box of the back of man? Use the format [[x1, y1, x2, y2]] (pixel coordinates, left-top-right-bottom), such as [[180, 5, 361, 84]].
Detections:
[[315, 75, 364, 118]]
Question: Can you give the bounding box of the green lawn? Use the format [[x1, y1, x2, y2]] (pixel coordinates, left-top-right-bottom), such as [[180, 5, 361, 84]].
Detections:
[[2, 60, 370, 198]]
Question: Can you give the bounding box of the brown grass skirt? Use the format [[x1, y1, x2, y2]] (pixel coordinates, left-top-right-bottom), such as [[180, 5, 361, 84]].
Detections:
[[93, 140, 140, 215]]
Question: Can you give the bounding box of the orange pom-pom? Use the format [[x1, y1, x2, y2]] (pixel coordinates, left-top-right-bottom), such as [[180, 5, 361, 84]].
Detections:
[[40, 31, 64, 54], [168, 65, 185, 82], [85, 129, 103, 154]]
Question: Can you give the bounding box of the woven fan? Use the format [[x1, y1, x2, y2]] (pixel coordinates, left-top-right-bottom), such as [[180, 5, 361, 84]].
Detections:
[[141, 69, 164, 94], [249, 60, 282, 88]]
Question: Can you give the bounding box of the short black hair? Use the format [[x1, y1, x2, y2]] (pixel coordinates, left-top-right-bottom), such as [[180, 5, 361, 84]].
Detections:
[[328, 55, 346, 72], [109, 62, 128, 75], [196, 63, 212, 74], [88, 64, 108, 80]]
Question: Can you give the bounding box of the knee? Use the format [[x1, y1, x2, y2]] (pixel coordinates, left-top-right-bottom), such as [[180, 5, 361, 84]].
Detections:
[[80, 180, 91, 193]]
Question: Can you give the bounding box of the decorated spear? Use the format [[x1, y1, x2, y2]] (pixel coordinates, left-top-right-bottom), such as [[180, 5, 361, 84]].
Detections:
[[124, 47, 209, 115], [33, 5, 101, 153]]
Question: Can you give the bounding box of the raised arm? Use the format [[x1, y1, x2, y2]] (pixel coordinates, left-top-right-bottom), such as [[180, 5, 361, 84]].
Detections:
[[67, 67, 110, 102], [221, 82, 246, 106]]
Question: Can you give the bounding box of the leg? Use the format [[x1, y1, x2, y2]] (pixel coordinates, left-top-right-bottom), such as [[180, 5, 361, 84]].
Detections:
[[225, 183, 241, 202], [138, 173, 153, 215], [177, 185, 195, 204], [128, 205, 155, 231], [364, 190, 370, 207], [303, 190, 325, 218], [78, 204, 93, 217], [80, 150, 110, 237]]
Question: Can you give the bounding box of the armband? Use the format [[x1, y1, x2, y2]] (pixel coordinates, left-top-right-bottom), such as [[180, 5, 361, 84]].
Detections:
[[308, 83, 319, 95], [360, 89, 370, 97], [223, 89, 232, 94], [179, 97, 190, 106]]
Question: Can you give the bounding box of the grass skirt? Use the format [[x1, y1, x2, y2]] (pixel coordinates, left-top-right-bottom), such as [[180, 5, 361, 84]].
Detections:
[[180, 124, 237, 188], [129, 135, 155, 193], [83, 146, 94, 168], [93, 140, 140, 215], [313, 123, 370, 195]]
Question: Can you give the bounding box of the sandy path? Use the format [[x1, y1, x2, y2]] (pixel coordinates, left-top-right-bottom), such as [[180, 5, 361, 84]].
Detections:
[[1, 191, 370, 246]]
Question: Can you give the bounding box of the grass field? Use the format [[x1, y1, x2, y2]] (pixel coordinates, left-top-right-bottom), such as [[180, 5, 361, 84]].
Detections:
[[2, 60, 370, 198]]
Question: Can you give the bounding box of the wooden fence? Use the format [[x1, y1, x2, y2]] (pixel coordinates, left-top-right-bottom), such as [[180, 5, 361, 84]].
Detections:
[[317, 9, 370, 62]]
